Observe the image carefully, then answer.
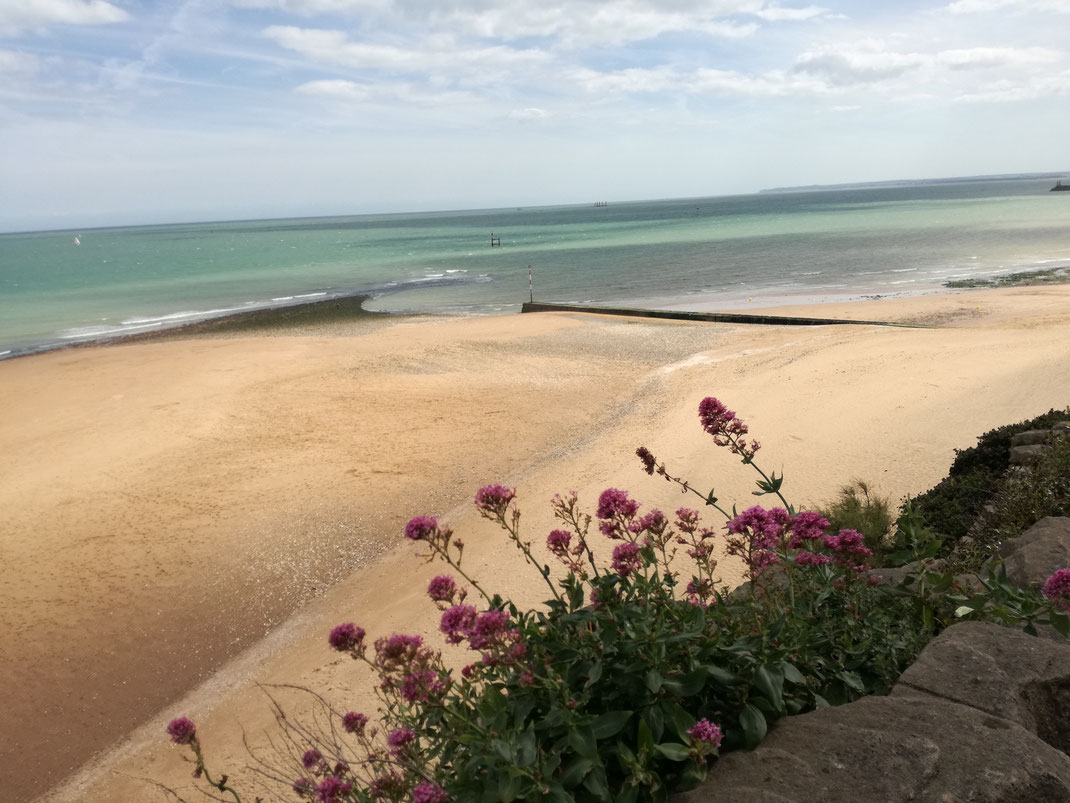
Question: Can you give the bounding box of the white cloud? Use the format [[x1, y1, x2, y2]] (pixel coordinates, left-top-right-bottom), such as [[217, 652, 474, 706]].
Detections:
[[263, 25, 550, 78], [0, 49, 39, 76], [947, 0, 1070, 13], [793, 47, 926, 85], [508, 106, 549, 120], [295, 78, 372, 100], [754, 4, 829, 21], [937, 46, 1059, 69], [0, 0, 128, 35]]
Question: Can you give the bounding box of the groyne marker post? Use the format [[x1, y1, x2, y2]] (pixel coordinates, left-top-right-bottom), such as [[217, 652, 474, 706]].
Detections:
[[528, 265, 533, 303]]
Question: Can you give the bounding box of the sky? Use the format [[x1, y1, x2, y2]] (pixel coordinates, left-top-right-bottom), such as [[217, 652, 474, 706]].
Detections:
[[1, 0, 1068, 231]]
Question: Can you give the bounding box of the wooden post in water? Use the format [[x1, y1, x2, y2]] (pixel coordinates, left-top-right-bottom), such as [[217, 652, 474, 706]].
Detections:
[[528, 265, 533, 303]]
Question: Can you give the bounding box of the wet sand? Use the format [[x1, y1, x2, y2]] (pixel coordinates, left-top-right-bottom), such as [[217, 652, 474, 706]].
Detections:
[[3, 285, 1068, 801]]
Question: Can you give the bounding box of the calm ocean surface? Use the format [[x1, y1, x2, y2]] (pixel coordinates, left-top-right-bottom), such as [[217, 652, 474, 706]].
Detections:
[[2, 177, 1068, 358]]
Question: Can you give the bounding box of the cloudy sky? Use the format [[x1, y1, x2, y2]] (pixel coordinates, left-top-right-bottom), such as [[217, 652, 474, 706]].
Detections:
[[1, 0, 1068, 231]]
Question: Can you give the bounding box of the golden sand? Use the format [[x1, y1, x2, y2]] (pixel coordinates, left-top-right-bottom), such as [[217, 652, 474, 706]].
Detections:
[[3, 286, 1067, 801]]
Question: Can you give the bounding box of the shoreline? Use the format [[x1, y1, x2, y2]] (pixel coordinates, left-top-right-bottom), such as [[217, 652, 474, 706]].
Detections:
[[5, 263, 1070, 363], [5, 285, 1070, 801]]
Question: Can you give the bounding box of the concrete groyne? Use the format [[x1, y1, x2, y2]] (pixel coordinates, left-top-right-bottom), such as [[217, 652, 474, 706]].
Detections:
[[520, 302, 924, 327]]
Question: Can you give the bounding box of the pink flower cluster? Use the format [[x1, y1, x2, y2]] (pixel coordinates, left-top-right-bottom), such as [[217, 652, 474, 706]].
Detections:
[[822, 529, 873, 572], [546, 528, 590, 576], [166, 717, 197, 745], [1043, 568, 1070, 611], [698, 397, 759, 459], [342, 711, 368, 736], [370, 633, 452, 705], [314, 776, 352, 802], [474, 484, 516, 518], [412, 781, 449, 802], [596, 488, 641, 539], [439, 606, 527, 668], [725, 505, 791, 576], [686, 718, 723, 748], [611, 542, 643, 577], [328, 622, 367, 656]]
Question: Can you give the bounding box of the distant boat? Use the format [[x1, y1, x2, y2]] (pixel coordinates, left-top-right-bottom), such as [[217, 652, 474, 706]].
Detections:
[[1051, 181, 1070, 192], [593, 201, 608, 207], [73, 235, 81, 245]]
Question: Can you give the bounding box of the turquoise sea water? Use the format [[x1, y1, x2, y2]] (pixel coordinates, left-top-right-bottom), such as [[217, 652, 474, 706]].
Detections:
[[2, 177, 1069, 358]]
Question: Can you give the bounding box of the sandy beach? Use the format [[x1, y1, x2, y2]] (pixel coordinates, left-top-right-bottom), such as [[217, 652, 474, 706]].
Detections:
[[3, 286, 1069, 801]]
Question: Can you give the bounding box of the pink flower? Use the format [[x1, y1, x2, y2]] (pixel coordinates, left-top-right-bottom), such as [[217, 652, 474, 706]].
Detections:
[[301, 748, 323, 769], [612, 542, 642, 577], [698, 397, 759, 458], [413, 782, 449, 803], [474, 484, 516, 517], [315, 776, 353, 802], [328, 622, 366, 653], [794, 550, 832, 567], [546, 529, 572, 554], [405, 515, 438, 541], [440, 604, 478, 644], [1042, 568, 1070, 611], [400, 669, 449, 703], [823, 529, 873, 571], [687, 718, 723, 748], [597, 488, 640, 520], [166, 717, 196, 745], [387, 728, 416, 750], [787, 511, 830, 548], [597, 488, 640, 539], [427, 575, 458, 603], [292, 777, 314, 796], [342, 711, 368, 735]]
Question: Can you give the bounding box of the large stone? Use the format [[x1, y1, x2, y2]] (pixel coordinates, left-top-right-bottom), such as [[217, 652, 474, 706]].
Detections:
[[893, 621, 1070, 754], [1013, 430, 1057, 446], [996, 516, 1070, 588], [675, 694, 1070, 803], [674, 622, 1070, 803], [1011, 444, 1050, 465]]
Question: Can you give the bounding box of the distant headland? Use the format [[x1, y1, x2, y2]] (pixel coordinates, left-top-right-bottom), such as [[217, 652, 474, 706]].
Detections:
[[760, 171, 1070, 194]]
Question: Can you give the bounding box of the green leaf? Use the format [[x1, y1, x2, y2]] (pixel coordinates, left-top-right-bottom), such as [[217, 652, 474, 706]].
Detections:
[[583, 766, 611, 801], [781, 661, 805, 685], [754, 666, 785, 713], [662, 667, 708, 697], [653, 742, 690, 761], [638, 718, 654, 755], [739, 703, 767, 749], [704, 664, 742, 687], [517, 724, 537, 768], [678, 760, 707, 791], [837, 670, 865, 693], [585, 661, 603, 688], [491, 738, 512, 762], [497, 770, 520, 802], [668, 702, 696, 741], [592, 710, 632, 739], [569, 725, 600, 761], [617, 785, 640, 803], [1051, 613, 1070, 638], [560, 757, 596, 788], [643, 705, 665, 742], [645, 669, 664, 693]]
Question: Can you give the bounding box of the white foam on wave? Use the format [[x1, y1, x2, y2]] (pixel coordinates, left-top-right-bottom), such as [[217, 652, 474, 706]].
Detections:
[[890, 268, 918, 273], [59, 321, 167, 339], [123, 306, 252, 326]]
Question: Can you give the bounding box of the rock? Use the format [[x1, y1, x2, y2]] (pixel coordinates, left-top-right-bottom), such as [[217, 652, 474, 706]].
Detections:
[[869, 558, 945, 586], [1011, 444, 1050, 465], [676, 694, 1070, 803], [1054, 421, 1070, 431], [893, 621, 1070, 754], [995, 517, 1070, 589], [675, 622, 1070, 803], [1014, 430, 1056, 446]]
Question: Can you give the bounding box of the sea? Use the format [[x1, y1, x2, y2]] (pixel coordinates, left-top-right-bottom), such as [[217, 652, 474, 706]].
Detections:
[[2, 176, 1069, 359]]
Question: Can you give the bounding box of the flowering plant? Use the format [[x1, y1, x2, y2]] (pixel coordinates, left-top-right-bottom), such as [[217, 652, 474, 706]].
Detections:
[[164, 397, 1068, 802]]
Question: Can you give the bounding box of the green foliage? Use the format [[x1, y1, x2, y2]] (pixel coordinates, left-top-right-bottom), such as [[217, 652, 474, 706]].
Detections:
[[951, 431, 1070, 572], [817, 481, 894, 561], [911, 408, 1069, 551], [163, 400, 1070, 803]]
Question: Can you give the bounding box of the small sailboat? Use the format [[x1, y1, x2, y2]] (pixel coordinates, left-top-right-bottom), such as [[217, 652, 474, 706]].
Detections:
[[73, 235, 81, 246]]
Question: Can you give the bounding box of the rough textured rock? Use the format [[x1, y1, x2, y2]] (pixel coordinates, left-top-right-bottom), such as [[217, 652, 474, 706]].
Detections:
[[1014, 429, 1058, 446], [996, 516, 1070, 588], [893, 621, 1070, 755], [676, 694, 1070, 803], [674, 622, 1070, 803], [1011, 443, 1051, 465]]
